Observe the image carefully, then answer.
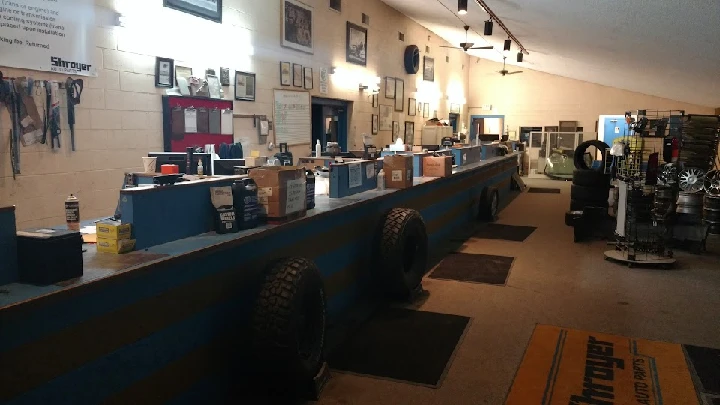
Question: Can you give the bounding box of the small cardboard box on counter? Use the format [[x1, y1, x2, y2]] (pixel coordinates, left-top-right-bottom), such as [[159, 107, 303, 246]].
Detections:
[[244, 156, 268, 166], [383, 155, 414, 189], [423, 155, 453, 177], [96, 220, 132, 240], [249, 166, 306, 218], [97, 238, 136, 254]]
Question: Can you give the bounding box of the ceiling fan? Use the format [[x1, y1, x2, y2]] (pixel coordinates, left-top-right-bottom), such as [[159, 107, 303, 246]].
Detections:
[[440, 26, 493, 52], [499, 56, 523, 76]]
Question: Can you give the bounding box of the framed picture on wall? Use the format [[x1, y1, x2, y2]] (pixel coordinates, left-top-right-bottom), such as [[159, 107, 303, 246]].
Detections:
[[423, 103, 429, 118], [164, 0, 222, 23], [372, 114, 379, 134], [280, 62, 292, 86], [450, 103, 461, 114], [408, 98, 417, 116], [379, 105, 392, 131], [392, 121, 400, 139], [372, 94, 378, 108], [206, 75, 221, 98], [282, 0, 314, 54], [423, 56, 435, 82], [346, 22, 368, 66], [220, 67, 230, 86], [175, 65, 192, 85], [385, 77, 396, 99], [394, 78, 404, 112], [293, 63, 303, 87], [155, 57, 174, 88], [404, 121, 415, 144], [234, 71, 256, 101], [304, 67, 313, 89]]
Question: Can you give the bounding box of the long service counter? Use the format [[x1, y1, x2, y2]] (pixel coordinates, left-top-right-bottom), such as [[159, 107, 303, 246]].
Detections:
[[0, 153, 519, 404]]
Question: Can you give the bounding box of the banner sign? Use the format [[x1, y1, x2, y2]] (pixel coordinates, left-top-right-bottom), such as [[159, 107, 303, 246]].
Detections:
[[506, 325, 699, 405], [0, 0, 96, 76]]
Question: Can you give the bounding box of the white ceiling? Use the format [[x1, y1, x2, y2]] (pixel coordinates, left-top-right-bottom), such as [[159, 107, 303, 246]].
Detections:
[[381, 0, 720, 107]]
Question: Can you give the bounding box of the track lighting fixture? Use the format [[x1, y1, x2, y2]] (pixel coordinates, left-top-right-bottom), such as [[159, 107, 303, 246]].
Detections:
[[483, 20, 493, 35], [503, 39, 511, 51], [516, 51, 523, 62], [458, 0, 468, 15]]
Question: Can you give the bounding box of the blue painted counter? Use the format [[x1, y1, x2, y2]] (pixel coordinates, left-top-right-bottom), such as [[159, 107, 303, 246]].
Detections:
[[0, 206, 18, 285], [0, 154, 519, 404]]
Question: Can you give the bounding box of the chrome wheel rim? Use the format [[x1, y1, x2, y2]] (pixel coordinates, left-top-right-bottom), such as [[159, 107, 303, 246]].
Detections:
[[679, 168, 705, 192], [704, 170, 720, 196]]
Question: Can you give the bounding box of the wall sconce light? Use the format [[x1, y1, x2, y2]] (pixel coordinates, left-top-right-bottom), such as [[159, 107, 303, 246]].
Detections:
[[359, 83, 369, 91], [330, 67, 337, 75]]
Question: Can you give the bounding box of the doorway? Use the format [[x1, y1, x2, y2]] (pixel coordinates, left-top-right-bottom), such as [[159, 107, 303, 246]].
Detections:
[[448, 113, 460, 134], [311, 97, 349, 152], [470, 114, 505, 143]]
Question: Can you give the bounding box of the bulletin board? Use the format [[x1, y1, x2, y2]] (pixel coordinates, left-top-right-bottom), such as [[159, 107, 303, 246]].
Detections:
[[273, 90, 311, 146], [161, 95, 234, 152]]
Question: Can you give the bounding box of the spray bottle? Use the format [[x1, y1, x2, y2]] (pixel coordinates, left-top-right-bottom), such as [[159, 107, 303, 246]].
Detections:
[[65, 194, 80, 231]]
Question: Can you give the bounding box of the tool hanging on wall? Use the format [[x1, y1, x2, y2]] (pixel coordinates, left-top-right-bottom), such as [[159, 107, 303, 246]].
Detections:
[[42, 80, 51, 144], [49, 81, 61, 149], [66, 77, 83, 151], [0, 72, 22, 177], [16, 77, 44, 146]]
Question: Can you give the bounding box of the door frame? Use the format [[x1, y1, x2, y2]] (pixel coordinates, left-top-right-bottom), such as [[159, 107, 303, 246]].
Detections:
[[470, 114, 505, 143], [312, 97, 350, 151]]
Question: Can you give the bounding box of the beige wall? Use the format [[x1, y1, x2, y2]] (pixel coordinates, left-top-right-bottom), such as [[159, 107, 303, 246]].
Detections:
[[0, 0, 471, 228], [467, 58, 715, 132]]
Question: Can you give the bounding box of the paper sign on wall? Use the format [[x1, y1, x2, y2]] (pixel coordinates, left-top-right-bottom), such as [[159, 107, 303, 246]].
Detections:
[[319, 68, 329, 95], [348, 163, 362, 188], [0, 0, 96, 76], [366, 163, 375, 179], [286, 178, 306, 214], [615, 127, 620, 134]]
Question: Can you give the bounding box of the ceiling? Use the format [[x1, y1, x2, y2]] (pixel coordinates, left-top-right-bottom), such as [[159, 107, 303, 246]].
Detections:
[[381, 0, 720, 107]]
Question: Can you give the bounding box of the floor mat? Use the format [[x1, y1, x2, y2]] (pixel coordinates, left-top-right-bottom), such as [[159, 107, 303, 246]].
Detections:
[[429, 253, 513, 285], [685, 344, 720, 395], [329, 307, 470, 387], [471, 223, 537, 242], [527, 187, 561, 194]]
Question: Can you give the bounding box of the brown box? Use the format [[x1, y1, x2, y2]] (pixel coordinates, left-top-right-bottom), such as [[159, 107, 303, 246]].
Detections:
[[423, 156, 453, 177], [383, 155, 414, 189], [249, 166, 306, 218]]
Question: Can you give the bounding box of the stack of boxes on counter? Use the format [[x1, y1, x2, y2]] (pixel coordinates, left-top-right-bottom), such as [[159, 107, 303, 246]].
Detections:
[[96, 221, 136, 254]]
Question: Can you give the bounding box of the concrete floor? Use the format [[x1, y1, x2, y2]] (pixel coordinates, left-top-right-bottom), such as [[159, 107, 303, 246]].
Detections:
[[317, 178, 720, 405]]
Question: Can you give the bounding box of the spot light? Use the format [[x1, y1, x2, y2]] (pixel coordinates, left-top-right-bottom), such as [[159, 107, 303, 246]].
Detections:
[[504, 39, 511, 51], [458, 0, 467, 15], [483, 20, 493, 35], [516, 52, 523, 63]]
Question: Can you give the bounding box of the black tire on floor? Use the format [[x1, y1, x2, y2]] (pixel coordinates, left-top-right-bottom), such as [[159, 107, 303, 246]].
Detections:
[[571, 184, 609, 202], [377, 208, 428, 300], [251, 257, 326, 381], [478, 187, 500, 221], [572, 169, 610, 187], [574, 140, 610, 171], [570, 198, 609, 211]]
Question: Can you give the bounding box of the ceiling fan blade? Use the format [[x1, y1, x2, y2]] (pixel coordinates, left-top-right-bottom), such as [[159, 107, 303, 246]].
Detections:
[[440, 45, 461, 49], [507, 71, 523, 75], [469, 46, 493, 50]]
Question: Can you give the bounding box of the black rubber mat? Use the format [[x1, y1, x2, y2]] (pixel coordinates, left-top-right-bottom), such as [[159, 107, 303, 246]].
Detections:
[[329, 307, 470, 387], [527, 187, 561, 194], [429, 252, 513, 285], [471, 223, 537, 242], [711, 398, 720, 405], [685, 344, 720, 395]]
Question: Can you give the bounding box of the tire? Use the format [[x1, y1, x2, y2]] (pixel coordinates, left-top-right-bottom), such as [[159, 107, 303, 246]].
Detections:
[[572, 169, 610, 187], [574, 140, 610, 171], [251, 257, 326, 381], [377, 208, 428, 299], [571, 184, 610, 202], [571, 199, 608, 211], [478, 188, 500, 221]]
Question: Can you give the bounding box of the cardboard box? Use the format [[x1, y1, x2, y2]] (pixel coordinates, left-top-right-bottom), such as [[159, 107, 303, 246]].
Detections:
[[383, 155, 414, 189], [97, 237, 136, 254], [423, 156, 453, 177], [249, 166, 306, 218], [244, 156, 268, 166], [96, 220, 132, 240]]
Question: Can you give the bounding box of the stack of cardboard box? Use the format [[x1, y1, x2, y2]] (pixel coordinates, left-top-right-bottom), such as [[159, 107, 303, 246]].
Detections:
[[250, 167, 307, 219], [383, 155, 414, 189], [96, 221, 135, 254], [423, 155, 453, 177]]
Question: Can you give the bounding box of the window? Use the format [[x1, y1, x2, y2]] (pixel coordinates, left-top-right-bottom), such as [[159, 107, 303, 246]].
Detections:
[[398, 32, 405, 41], [330, 0, 341, 12], [362, 13, 369, 25]]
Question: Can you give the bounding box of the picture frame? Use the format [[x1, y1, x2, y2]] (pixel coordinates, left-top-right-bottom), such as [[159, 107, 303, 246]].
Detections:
[[372, 94, 378, 108], [450, 103, 461, 114], [423, 103, 429, 118], [164, 0, 222, 23], [379, 105, 392, 131], [155, 57, 174, 88], [282, 0, 314, 54], [385, 77, 396, 99], [220, 67, 230, 86], [293, 63, 303, 87], [280, 62, 292, 86], [206, 74, 221, 98], [423, 56, 435, 82], [408, 98, 417, 116], [234, 71, 256, 101], [304, 67, 313, 90], [175, 65, 192, 86], [346, 22, 368, 66], [372, 114, 379, 135], [404, 121, 415, 145], [394, 78, 404, 112], [392, 121, 400, 139]]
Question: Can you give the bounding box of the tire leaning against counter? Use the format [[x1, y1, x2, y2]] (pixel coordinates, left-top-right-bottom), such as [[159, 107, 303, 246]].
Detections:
[[377, 208, 429, 300], [478, 187, 500, 221], [251, 257, 326, 382], [574, 140, 610, 171]]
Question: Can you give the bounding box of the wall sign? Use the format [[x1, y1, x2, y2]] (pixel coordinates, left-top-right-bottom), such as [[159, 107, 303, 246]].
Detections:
[[0, 0, 96, 76], [319, 67, 329, 95]]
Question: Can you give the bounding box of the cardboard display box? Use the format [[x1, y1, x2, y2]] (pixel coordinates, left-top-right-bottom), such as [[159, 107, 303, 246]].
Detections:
[[96, 220, 132, 240], [383, 155, 414, 189], [423, 155, 453, 177], [97, 237, 136, 254], [249, 166, 306, 218]]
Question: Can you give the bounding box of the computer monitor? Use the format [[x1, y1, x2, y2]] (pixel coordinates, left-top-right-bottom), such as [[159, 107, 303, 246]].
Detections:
[[213, 159, 246, 175], [148, 152, 211, 174]]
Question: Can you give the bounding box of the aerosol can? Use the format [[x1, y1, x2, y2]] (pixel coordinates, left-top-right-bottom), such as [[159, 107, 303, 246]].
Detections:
[[65, 194, 80, 231]]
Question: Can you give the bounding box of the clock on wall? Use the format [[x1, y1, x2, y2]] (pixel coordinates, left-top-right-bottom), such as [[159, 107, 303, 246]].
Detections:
[[404, 45, 420, 74]]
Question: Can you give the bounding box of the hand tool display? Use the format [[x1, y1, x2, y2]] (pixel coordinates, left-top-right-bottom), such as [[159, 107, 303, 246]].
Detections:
[[66, 77, 83, 152]]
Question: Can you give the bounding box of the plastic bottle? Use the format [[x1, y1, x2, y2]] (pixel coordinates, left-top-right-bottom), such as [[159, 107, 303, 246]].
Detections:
[[197, 160, 204, 175], [65, 194, 80, 231], [315, 139, 321, 157], [377, 169, 386, 191]]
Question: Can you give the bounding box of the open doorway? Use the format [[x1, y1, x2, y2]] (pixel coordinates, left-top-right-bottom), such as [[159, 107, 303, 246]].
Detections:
[[470, 114, 505, 143], [311, 97, 349, 152]]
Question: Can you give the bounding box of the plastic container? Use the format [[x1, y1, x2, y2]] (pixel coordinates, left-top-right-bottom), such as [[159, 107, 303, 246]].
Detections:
[[315, 140, 321, 157], [377, 169, 386, 191], [197, 160, 204, 175], [65, 194, 80, 231], [232, 178, 260, 230]]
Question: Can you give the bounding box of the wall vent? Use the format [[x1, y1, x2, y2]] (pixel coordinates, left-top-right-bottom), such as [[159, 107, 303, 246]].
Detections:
[[362, 13, 369, 25], [330, 0, 341, 12], [446, 56, 449, 63], [398, 32, 405, 41], [425, 46, 430, 53]]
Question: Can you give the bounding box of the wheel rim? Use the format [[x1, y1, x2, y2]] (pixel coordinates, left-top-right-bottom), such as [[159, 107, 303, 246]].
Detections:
[[704, 170, 720, 196], [658, 164, 677, 185], [679, 168, 705, 192]]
